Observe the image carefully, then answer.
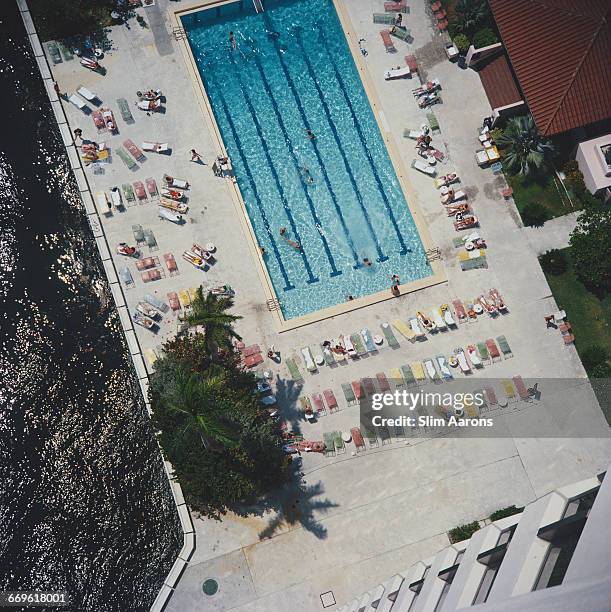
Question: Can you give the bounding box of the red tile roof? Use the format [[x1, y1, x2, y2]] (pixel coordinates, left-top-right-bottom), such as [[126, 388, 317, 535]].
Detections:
[[477, 53, 523, 110], [488, 0, 611, 135]]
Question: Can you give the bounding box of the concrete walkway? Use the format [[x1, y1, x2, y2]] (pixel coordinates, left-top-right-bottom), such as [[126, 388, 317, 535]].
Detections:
[[522, 211, 580, 256]]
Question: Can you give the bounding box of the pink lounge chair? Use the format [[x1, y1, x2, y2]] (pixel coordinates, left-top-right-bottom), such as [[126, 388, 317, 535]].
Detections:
[[133, 181, 147, 201], [351, 427, 365, 451], [380, 30, 396, 52], [323, 389, 338, 412], [452, 299, 467, 323], [124, 139, 145, 161], [484, 386, 497, 406], [486, 338, 501, 362], [136, 256, 158, 271], [435, 9, 447, 20], [163, 253, 179, 276], [437, 19, 448, 31], [352, 380, 364, 400], [376, 372, 390, 392], [384, 1, 406, 11], [363, 378, 376, 396], [431, 1, 441, 11], [141, 269, 163, 283], [312, 393, 326, 416], [92, 110, 105, 131], [167, 291, 181, 311], [146, 177, 158, 198], [405, 54, 418, 73], [563, 334, 575, 345], [513, 376, 531, 402], [243, 353, 263, 368], [241, 344, 261, 357]]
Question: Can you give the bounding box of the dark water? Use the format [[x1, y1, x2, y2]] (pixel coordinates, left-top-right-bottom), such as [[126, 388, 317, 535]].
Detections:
[[0, 6, 182, 610]]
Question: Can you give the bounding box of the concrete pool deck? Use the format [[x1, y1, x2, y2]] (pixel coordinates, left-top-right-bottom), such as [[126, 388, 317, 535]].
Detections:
[[40, 0, 611, 610]]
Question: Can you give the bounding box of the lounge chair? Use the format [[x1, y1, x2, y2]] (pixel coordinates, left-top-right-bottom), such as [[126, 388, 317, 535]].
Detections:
[[424, 359, 439, 381], [142, 142, 169, 153], [69, 94, 88, 111], [188, 287, 199, 303], [124, 139, 145, 162], [323, 389, 338, 412], [379, 423, 392, 445], [467, 345, 482, 368], [563, 333, 575, 345], [454, 348, 471, 374], [381, 322, 400, 348], [76, 86, 97, 103], [376, 372, 390, 392], [437, 19, 448, 31], [45, 41, 62, 65], [141, 269, 163, 283], [95, 191, 111, 215], [312, 393, 326, 417], [384, 1, 406, 11], [361, 423, 378, 448], [440, 304, 455, 327], [502, 379, 516, 402], [320, 343, 335, 366], [116, 147, 137, 170], [146, 178, 159, 199], [351, 427, 365, 451], [486, 338, 501, 362], [137, 99, 162, 112], [300, 397, 315, 422], [363, 378, 376, 396], [143, 229, 158, 251], [411, 361, 426, 383], [384, 66, 411, 80], [405, 54, 418, 73], [401, 364, 416, 387], [352, 380, 365, 401], [390, 27, 411, 42], [136, 256, 159, 271], [411, 159, 436, 176], [393, 319, 416, 342], [373, 12, 396, 24], [116, 98, 134, 124], [323, 432, 336, 457], [342, 382, 357, 406], [389, 367, 404, 387], [404, 128, 425, 140], [243, 353, 263, 368], [350, 333, 367, 357], [118, 266, 134, 288], [334, 431, 346, 454], [452, 300, 467, 323], [513, 376, 531, 402], [331, 338, 347, 362], [427, 112, 440, 134], [301, 347, 317, 372], [342, 335, 357, 358], [122, 183, 136, 204], [167, 292, 181, 311], [431, 308, 446, 330], [144, 293, 168, 313], [134, 181, 147, 201], [496, 335, 513, 359], [177, 289, 191, 308], [380, 30, 396, 53], [361, 328, 377, 353], [286, 357, 303, 382], [476, 341, 490, 363], [408, 317, 425, 339], [240, 344, 261, 358], [132, 224, 145, 244], [436, 355, 453, 380], [484, 386, 497, 406], [163, 175, 189, 190]]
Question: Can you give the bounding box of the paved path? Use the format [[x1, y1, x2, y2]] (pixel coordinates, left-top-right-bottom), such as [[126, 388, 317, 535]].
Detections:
[[521, 211, 579, 255]]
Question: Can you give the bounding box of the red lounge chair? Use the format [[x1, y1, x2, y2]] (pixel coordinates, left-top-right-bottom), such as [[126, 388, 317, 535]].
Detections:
[[124, 139, 145, 161], [133, 181, 147, 201], [92, 110, 105, 131], [146, 177, 158, 198], [384, 1, 406, 11], [437, 19, 448, 31], [141, 269, 162, 283], [352, 380, 364, 400], [380, 30, 396, 52], [431, 1, 441, 10], [484, 386, 497, 406], [376, 372, 390, 392], [136, 256, 158, 271], [312, 393, 326, 416], [405, 54, 418, 73], [323, 389, 338, 412], [452, 299, 467, 323], [363, 378, 376, 396], [243, 353, 263, 368], [351, 427, 365, 451], [167, 291, 181, 311], [563, 334, 575, 345], [501, 186, 513, 199], [486, 338, 501, 362], [435, 9, 447, 20], [513, 376, 531, 401], [559, 322, 572, 333], [164, 253, 179, 276], [241, 344, 261, 357]]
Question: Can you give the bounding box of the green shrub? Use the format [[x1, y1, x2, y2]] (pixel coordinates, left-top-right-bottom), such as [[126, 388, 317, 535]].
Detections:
[[453, 34, 471, 54], [473, 28, 498, 48], [591, 362, 611, 378], [449, 521, 480, 543], [563, 160, 579, 174], [582, 345, 608, 372], [521, 202, 549, 227], [540, 249, 568, 276], [490, 505, 524, 521], [490, 127, 504, 141]]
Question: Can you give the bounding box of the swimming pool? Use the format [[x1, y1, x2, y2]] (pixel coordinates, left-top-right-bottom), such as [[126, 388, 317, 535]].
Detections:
[[182, 0, 432, 319]]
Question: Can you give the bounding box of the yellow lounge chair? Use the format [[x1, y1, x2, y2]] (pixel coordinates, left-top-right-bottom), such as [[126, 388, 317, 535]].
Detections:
[[144, 348, 158, 367], [188, 287, 199, 302], [502, 379, 516, 401], [178, 289, 190, 308], [463, 395, 479, 417], [410, 361, 426, 382], [393, 319, 416, 342], [389, 367, 404, 387]]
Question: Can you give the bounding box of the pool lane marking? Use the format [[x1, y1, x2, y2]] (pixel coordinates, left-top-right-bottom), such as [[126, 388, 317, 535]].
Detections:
[[227, 52, 319, 286], [240, 38, 341, 279], [202, 65, 295, 292], [315, 23, 410, 257], [259, 17, 361, 269], [290, 27, 388, 267]]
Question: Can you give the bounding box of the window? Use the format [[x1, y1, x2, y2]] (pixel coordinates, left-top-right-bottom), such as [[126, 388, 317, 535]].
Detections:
[[434, 550, 465, 612], [472, 527, 516, 605], [407, 566, 430, 612]]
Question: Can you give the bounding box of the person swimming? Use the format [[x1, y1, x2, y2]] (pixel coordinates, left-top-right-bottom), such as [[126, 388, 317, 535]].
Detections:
[[300, 166, 314, 184]]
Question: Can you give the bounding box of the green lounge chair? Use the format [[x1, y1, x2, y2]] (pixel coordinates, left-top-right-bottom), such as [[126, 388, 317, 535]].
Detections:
[[45, 41, 62, 64], [477, 341, 490, 363], [373, 12, 396, 24], [58, 42, 74, 61], [361, 423, 378, 448], [286, 357, 303, 382], [427, 112, 440, 134], [132, 224, 145, 244], [401, 365, 416, 387], [341, 382, 356, 406], [143, 229, 158, 251], [320, 343, 335, 366], [390, 27, 411, 42], [350, 333, 367, 357], [122, 183, 136, 203], [379, 424, 392, 445], [116, 147, 137, 170], [497, 335, 513, 359], [333, 431, 346, 454], [117, 98, 135, 124], [323, 432, 336, 457], [381, 322, 400, 348]]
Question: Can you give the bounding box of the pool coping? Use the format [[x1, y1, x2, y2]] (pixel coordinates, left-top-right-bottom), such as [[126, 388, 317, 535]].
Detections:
[[172, 0, 446, 332]]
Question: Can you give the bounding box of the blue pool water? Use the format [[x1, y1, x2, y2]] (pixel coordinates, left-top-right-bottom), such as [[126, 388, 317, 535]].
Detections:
[[182, 0, 432, 319]]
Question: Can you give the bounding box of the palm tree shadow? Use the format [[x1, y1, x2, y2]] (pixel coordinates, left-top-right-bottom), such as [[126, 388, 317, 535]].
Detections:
[[274, 374, 305, 435]]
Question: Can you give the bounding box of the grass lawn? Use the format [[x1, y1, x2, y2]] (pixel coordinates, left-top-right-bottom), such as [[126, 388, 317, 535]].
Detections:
[[507, 171, 576, 221], [543, 248, 611, 356]]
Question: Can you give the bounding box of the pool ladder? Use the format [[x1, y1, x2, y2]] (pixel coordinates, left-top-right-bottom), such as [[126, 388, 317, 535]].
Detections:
[[172, 27, 187, 41], [253, 0, 264, 13], [425, 247, 442, 262], [266, 298, 280, 311]]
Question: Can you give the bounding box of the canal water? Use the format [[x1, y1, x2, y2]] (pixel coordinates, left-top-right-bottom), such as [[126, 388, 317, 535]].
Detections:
[[0, 6, 182, 610]]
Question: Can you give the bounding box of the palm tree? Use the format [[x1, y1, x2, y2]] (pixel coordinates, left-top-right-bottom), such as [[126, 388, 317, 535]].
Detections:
[[186, 287, 242, 358], [496, 115, 556, 176], [454, 0, 488, 35], [168, 368, 239, 449]]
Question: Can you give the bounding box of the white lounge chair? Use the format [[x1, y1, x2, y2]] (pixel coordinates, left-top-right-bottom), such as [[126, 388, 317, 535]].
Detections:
[[77, 86, 97, 101], [343, 335, 358, 358], [69, 94, 87, 110], [142, 142, 169, 153], [424, 359, 438, 380], [455, 348, 471, 373], [137, 99, 161, 111], [432, 308, 446, 330], [158, 207, 184, 224], [436, 355, 453, 380], [384, 66, 411, 80], [409, 317, 424, 337], [332, 338, 346, 362], [301, 347, 317, 372], [467, 345, 482, 368], [411, 159, 436, 176], [440, 305, 455, 327]]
